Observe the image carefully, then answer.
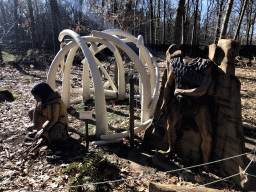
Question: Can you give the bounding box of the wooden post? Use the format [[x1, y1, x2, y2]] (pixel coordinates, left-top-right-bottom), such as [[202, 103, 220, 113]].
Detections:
[[84, 105, 89, 152], [129, 78, 134, 147], [79, 105, 93, 152]]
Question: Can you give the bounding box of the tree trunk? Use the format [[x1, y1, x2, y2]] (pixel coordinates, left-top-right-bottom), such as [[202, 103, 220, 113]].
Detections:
[[79, 0, 83, 23], [49, 0, 61, 54], [173, 0, 186, 45], [0, 1, 7, 27], [204, 0, 210, 43], [191, 0, 199, 46], [134, 0, 137, 36], [141, 0, 146, 42], [220, 0, 234, 39], [101, 0, 105, 27], [149, 0, 154, 44], [162, 0, 166, 44], [156, 0, 160, 43], [246, 0, 253, 45], [182, 0, 190, 44], [214, 0, 224, 43], [123, 0, 132, 32], [0, 0, 6, 62], [112, 0, 118, 27], [234, 0, 248, 40], [249, 12, 256, 45], [28, 0, 37, 49], [14, 0, 18, 42]]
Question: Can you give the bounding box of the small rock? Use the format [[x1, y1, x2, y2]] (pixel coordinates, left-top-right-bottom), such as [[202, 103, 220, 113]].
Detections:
[[194, 174, 206, 183], [40, 146, 48, 152], [16, 161, 23, 166], [60, 163, 69, 168]]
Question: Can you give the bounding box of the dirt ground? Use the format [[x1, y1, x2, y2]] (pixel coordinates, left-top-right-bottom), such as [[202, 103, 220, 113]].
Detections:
[[0, 57, 256, 192]]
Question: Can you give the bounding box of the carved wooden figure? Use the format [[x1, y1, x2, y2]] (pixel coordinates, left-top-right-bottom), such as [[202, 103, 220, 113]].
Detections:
[[143, 40, 255, 190], [155, 49, 215, 165]]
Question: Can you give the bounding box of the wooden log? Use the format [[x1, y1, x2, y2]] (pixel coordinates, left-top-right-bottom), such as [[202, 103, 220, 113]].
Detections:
[[149, 183, 224, 192]]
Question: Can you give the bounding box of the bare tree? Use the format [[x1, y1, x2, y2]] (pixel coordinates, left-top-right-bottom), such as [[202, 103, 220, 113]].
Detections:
[[173, 0, 186, 45], [14, 0, 18, 42], [203, 0, 213, 43], [123, 0, 132, 32], [220, 0, 234, 39], [214, 0, 225, 43], [49, 0, 61, 54], [156, 0, 161, 43], [0, 0, 7, 27], [79, 0, 84, 24], [0, 0, 7, 62], [0, 0, 255, 52], [245, 0, 253, 45], [191, 0, 199, 46], [28, 0, 37, 48], [162, 0, 166, 44], [182, 0, 190, 44], [234, 0, 248, 40], [149, 0, 154, 44], [249, 11, 256, 45]]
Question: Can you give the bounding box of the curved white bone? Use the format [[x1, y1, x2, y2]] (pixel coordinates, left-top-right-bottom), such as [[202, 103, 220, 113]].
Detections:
[[59, 29, 109, 137], [48, 36, 125, 103], [92, 138, 123, 145], [100, 118, 153, 140], [47, 29, 160, 142], [103, 29, 159, 99], [92, 30, 151, 123]]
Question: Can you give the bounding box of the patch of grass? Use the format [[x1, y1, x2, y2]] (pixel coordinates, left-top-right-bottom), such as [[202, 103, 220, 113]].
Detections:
[[69, 115, 76, 122], [246, 90, 256, 97], [240, 78, 248, 83], [12, 93, 20, 99], [2, 89, 20, 99], [2, 51, 17, 62], [242, 102, 249, 108], [107, 111, 128, 123], [144, 167, 156, 175], [0, 89, 16, 100], [242, 57, 250, 64], [74, 104, 86, 112], [62, 162, 80, 174], [79, 124, 95, 135], [122, 126, 130, 131], [61, 150, 119, 191]]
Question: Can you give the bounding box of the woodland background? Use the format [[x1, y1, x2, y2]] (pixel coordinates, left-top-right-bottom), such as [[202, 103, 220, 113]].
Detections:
[[0, 0, 256, 58]]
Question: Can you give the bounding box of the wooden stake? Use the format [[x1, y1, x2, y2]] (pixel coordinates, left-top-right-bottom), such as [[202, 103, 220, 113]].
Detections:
[[129, 78, 134, 148]]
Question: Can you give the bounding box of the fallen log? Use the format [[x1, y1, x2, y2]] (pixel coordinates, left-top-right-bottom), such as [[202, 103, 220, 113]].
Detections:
[[149, 183, 224, 192]]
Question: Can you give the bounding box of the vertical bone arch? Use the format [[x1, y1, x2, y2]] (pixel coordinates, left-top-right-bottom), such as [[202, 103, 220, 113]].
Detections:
[[48, 29, 108, 137], [92, 30, 152, 123], [102, 29, 159, 96], [101, 30, 160, 117], [48, 37, 125, 103], [47, 29, 160, 142]]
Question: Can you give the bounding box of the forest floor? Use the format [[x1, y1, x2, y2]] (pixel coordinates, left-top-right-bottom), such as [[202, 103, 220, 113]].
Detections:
[[0, 54, 256, 192]]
